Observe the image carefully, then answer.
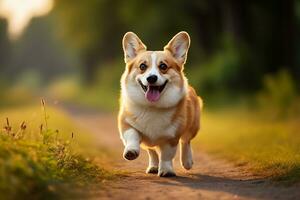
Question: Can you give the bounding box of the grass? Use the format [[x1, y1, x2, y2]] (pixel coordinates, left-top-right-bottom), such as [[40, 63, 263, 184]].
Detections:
[[196, 107, 300, 183], [0, 102, 113, 199]]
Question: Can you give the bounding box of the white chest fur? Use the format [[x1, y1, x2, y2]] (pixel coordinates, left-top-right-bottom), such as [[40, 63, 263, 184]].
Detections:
[[125, 105, 179, 145]]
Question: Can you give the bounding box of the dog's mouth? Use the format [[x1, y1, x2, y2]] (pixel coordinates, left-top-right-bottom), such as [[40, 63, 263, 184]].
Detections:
[[138, 79, 168, 102]]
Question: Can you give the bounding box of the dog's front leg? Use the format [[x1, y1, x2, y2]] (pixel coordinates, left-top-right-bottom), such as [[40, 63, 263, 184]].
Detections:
[[146, 149, 159, 174], [158, 143, 177, 177], [121, 128, 141, 160]]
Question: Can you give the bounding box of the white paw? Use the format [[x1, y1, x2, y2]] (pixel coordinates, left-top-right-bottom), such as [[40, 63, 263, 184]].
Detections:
[[158, 161, 176, 177], [123, 146, 139, 160], [158, 168, 176, 177], [146, 166, 158, 174], [182, 158, 193, 170]]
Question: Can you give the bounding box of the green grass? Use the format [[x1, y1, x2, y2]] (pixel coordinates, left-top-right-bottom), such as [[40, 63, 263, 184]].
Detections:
[[196, 107, 300, 182], [0, 105, 113, 199]]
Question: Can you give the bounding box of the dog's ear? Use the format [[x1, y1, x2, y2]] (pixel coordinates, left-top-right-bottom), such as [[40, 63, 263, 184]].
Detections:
[[122, 32, 147, 63], [164, 31, 190, 65]]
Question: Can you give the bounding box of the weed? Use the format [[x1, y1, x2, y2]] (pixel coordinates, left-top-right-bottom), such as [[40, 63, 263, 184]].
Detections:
[[0, 101, 112, 199]]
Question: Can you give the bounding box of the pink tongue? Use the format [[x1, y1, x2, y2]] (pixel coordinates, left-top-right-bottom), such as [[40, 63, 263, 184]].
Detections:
[[145, 88, 160, 102]]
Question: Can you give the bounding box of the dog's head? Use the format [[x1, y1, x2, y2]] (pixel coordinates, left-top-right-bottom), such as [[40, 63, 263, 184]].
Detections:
[[121, 31, 190, 108]]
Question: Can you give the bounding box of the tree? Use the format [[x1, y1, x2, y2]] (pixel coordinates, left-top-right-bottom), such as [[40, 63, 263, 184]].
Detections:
[[0, 18, 10, 73], [52, 0, 299, 92]]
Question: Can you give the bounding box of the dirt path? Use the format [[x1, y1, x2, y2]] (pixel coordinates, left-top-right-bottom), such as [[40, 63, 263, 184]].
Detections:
[[64, 107, 300, 200]]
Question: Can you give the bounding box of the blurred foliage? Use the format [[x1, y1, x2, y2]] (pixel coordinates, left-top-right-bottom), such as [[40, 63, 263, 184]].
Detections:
[[52, 0, 299, 95], [0, 18, 10, 71], [9, 16, 78, 84], [48, 61, 123, 111], [257, 70, 300, 119], [187, 35, 247, 95], [0, 0, 299, 109], [0, 16, 78, 88], [0, 18, 10, 101]]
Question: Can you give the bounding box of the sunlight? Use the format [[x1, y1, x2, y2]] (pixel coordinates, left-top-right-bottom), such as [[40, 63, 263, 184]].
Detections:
[[0, 0, 53, 39]]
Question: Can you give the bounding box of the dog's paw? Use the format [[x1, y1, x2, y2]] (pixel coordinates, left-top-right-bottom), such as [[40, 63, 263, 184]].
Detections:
[[123, 149, 139, 160], [146, 166, 158, 174], [158, 160, 176, 177], [158, 170, 176, 177], [182, 159, 193, 170]]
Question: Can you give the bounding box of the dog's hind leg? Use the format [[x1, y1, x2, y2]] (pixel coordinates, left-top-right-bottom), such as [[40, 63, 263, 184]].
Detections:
[[146, 149, 159, 174], [121, 128, 141, 161], [180, 140, 193, 170]]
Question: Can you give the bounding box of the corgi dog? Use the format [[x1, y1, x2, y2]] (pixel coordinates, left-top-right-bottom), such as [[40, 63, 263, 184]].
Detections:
[[118, 31, 202, 177]]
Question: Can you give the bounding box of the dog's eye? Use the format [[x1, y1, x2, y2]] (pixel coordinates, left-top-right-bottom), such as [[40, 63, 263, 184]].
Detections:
[[139, 63, 147, 71], [159, 63, 168, 71]]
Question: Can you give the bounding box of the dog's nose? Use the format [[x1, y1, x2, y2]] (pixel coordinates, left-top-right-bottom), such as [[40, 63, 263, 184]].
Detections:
[[147, 75, 158, 84]]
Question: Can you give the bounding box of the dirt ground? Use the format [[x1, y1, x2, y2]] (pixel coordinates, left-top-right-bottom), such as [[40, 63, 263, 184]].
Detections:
[[64, 107, 300, 200]]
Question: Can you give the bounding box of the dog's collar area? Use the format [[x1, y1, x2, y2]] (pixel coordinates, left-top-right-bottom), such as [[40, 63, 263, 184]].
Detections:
[[138, 79, 168, 93]]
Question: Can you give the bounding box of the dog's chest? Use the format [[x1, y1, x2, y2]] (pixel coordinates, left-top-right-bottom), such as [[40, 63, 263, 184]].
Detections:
[[126, 106, 179, 143]]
